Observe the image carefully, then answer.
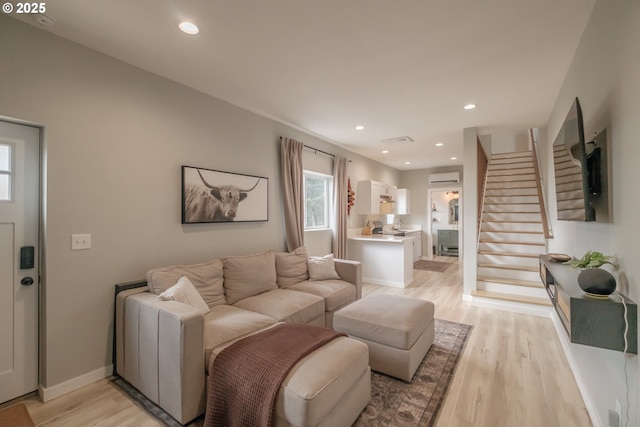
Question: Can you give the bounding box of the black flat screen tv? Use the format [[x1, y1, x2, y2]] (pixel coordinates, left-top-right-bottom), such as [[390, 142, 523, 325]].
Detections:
[[552, 98, 610, 222]]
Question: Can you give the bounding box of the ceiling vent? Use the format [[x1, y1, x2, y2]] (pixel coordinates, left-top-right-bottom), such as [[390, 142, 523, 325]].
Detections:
[[381, 136, 414, 144]]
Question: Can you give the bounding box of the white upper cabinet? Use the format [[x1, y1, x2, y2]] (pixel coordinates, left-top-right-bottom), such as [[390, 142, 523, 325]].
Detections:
[[356, 180, 397, 214]]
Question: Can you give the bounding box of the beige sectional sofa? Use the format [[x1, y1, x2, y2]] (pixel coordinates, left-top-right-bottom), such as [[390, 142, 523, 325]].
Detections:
[[114, 247, 369, 425]]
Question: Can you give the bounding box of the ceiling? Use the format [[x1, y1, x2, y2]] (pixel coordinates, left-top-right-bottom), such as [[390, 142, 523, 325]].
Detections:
[[13, 0, 595, 170]]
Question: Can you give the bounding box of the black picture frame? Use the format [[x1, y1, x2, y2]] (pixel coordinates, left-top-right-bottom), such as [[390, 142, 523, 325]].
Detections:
[[181, 166, 268, 223]]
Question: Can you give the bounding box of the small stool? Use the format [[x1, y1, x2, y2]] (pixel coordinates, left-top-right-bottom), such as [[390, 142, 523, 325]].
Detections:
[[333, 294, 435, 381]]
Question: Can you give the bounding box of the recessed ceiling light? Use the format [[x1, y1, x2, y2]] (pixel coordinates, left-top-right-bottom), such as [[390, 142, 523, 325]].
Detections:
[[435, 143, 444, 147], [381, 150, 389, 154], [179, 22, 199, 35], [355, 125, 365, 130], [463, 104, 476, 110], [450, 157, 457, 160], [405, 161, 411, 165]]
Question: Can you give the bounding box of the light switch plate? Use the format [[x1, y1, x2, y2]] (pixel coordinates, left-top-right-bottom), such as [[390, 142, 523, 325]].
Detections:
[[71, 234, 91, 250]]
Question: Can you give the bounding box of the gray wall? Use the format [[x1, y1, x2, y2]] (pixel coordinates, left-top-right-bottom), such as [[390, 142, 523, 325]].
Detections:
[[0, 16, 397, 389], [544, 0, 639, 425]]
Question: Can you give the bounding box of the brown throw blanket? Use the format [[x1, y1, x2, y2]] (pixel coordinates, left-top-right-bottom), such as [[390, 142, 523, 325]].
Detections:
[[204, 323, 346, 427]]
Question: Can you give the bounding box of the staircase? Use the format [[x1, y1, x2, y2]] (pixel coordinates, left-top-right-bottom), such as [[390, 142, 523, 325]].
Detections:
[[471, 150, 552, 312]]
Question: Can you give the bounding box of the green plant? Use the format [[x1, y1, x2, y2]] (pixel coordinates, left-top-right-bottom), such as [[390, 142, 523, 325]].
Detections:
[[564, 250, 616, 269]]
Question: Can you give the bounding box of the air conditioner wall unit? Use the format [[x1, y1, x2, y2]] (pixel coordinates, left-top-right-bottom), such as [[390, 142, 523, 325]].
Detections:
[[428, 172, 460, 184]]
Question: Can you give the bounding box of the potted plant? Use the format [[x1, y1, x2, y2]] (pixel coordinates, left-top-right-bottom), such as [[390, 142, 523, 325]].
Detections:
[[565, 251, 617, 297]]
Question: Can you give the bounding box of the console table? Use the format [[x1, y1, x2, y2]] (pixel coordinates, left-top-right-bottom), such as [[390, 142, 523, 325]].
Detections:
[[539, 255, 637, 354]]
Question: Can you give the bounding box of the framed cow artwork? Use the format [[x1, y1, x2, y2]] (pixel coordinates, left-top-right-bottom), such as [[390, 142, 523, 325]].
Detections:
[[181, 166, 269, 223]]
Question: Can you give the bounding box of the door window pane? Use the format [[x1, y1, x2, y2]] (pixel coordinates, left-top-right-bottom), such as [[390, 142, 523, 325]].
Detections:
[[0, 175, 9, 201], [0, 145, 9, 172]]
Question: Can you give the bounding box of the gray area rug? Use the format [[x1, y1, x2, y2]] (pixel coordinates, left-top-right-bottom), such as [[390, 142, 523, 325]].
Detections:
[[413, 260, 454, 272], [113, 319, 472, 427], [353, 318, 473, 427]]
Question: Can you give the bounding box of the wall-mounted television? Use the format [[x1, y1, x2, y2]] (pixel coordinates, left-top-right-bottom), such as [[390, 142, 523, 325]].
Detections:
[[552, 98, 610, 222]]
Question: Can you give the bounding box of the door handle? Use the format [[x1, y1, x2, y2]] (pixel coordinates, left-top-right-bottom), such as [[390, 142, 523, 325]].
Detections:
[[21, 277, 34, 286]]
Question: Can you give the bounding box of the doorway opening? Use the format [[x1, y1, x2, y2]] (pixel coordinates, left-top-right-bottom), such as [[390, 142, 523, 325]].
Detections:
[[426, 187, 462, 260]]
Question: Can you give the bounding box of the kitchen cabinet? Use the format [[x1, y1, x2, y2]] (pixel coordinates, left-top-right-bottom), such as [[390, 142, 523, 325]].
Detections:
[[404, 230, 422, 261], [396, 189, 410, 214], [347, 235, 414, 287], [356, 180, 397, 215], [437, 229, 458, 256]]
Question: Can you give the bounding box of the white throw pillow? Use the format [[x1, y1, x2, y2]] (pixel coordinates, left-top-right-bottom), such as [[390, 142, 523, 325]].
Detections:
[[307, 254, 340, 281], [158, 276, 211, 314]]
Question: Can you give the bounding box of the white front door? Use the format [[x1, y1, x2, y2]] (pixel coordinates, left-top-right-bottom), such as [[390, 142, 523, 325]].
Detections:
[[0, 121, 39, 403]]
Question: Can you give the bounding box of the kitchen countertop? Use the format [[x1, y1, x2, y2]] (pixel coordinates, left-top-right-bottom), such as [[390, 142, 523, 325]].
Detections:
[[348, 235, 416, 242]]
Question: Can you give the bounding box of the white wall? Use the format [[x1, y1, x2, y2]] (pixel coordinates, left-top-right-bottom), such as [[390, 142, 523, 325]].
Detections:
[[480, 129, 530, 154], [0, 16, 399, 392], [544, 1, 640, 425]]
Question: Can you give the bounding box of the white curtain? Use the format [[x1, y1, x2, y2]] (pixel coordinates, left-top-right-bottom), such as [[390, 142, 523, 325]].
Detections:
[[280, 137, 305, 251], [332, 155, 348, 259]]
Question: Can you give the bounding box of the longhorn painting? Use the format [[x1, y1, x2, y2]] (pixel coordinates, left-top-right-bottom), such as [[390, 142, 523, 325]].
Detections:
[[182, 166, 268, 223]]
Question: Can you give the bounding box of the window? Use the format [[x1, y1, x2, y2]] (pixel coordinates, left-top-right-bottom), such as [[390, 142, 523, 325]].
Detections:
[[304, 171, 333, 229], [0, 144, 11, 201]]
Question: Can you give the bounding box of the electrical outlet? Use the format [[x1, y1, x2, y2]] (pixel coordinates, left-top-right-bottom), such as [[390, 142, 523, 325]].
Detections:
[[608, 409, 619, 427], [71, 234, 91, 250], [608, 400, 622, 427]]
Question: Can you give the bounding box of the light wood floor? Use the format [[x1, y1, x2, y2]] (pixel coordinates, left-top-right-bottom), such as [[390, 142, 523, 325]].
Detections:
[[3, 256, 592, 427]]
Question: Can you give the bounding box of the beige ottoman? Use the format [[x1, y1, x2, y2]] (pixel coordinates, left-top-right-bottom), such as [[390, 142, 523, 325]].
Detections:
[[333, 294, 435, 381]]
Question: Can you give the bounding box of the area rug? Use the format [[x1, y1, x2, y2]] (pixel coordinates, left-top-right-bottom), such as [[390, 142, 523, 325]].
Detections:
[[353, 318, 473, 427], [413, 260, 453, 272], [0, 403, 35, 427], [113, 319, 472, 427]]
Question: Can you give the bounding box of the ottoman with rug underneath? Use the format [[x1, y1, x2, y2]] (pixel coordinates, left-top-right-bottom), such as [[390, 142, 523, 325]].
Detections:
[[333, 294, 435, 381]]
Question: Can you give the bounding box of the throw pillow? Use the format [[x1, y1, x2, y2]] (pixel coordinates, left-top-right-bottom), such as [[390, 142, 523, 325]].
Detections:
[[223, 250, 278, 304], [146, 258, 226, 308], [308, 254, 340, 281], [158, 276, 211, 315], [275, 246, 310, 288]]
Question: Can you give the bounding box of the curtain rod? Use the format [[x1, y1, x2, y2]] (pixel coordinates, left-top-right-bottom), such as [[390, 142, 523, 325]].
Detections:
[[279, 137, 350, 162]]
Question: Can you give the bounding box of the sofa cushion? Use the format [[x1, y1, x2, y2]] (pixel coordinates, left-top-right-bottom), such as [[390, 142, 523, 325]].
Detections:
[[275, 246, 309, 288], [223, 250, 278, 304], [158, 276, 211, 315], [146, 259, 226, 308], [234, 289, 325, 324], [203, 305, 278, 370], [307, 254, 340, 281], [288, 279, 356, 312]]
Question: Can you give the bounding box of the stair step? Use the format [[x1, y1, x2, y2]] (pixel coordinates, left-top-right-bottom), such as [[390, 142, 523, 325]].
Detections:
[[482, 220, 542, 224], [478, 263, 538, 272], [490, 151, 533, 160], [477, 276, 544, 288], [488, 162, 534, 170], [487, 176, 536, 183], [478, 251, 541, 258], [487, 168, 535, 177], [471, 290, 552, 307], [479, 240, 545, 246], [480, 229, 543, 234], [484, 209, 541, 215]]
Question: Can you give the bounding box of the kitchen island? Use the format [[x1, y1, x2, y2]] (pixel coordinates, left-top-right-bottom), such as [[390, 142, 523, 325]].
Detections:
[[347, 234, 415, 288]]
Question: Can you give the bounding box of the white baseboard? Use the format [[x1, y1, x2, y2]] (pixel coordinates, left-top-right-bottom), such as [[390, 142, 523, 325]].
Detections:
[[38, 365, 113, 402], [468, 295, 553, 318], [550, 313, 602, 427]]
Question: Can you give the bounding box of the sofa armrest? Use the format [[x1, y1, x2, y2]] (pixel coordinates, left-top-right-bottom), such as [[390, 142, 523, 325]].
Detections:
[[117, 291, 205, 424], [334, 259, 362, 299]]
